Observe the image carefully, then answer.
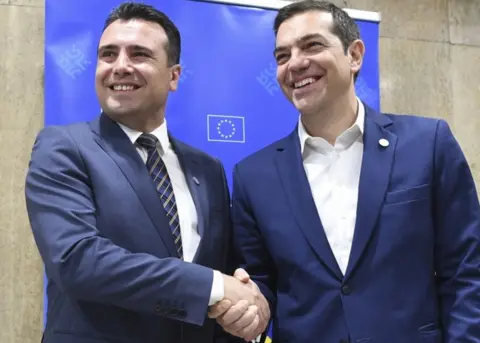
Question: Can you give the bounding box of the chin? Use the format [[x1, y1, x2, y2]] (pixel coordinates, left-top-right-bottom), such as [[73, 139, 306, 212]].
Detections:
[[104, 106, 136, 117], [293, 98, 319, 115], [106, 100, 137, 112]]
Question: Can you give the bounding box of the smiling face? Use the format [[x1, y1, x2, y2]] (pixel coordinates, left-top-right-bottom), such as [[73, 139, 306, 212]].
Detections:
[[274, 10, 363, 115], [95, 19, 180, 125]]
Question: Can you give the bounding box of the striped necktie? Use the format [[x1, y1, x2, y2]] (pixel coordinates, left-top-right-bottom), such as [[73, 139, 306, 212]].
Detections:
[[136, 133, 183, 259]]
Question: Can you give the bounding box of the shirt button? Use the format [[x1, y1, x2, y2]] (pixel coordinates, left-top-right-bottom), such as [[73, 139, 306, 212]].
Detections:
[[341, 285, 351, 295]]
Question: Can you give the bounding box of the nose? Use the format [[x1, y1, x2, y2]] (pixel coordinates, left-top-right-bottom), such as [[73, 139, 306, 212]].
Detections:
[[288, 52, 310, 73], [113, 51, 133, 76]]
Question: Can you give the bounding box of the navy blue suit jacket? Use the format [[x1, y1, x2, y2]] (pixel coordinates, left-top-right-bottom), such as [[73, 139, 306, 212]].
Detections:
[[232, 105, 480, 343], [25, 114, 239, 343]]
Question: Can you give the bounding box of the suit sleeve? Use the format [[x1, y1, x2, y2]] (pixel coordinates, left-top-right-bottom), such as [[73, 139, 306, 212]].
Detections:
[[433, 120, 480, 341], [216, 157, 235, 276], [231, 163, 277, 318], [25, 126, 213, 326], [213, 159, 246, 343]]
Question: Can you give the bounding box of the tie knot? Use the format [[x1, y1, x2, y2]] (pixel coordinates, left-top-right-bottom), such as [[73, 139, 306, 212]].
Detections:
[[136, 133, 159, 150]]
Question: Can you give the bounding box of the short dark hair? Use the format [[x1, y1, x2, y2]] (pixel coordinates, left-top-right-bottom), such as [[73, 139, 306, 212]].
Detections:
[[103, 2, 181, 66], [274, 0, 361, 81]]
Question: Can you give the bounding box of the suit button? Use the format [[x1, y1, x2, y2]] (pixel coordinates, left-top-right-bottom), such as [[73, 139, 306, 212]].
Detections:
[[155, 304, 162, 313], [341, 285, 351, 295], [178, 309, 186, 317]]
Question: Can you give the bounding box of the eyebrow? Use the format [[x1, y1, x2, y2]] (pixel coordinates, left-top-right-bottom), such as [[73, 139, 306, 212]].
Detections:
[[274, 33, 326, 56], [97, 44, 153, 55]]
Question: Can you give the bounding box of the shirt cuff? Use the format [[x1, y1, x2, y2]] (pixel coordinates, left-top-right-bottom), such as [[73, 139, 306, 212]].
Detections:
[[208, 270, 225, 306]]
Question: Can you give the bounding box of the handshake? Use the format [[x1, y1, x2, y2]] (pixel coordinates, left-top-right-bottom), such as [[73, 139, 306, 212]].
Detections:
[[208, 269, 270, 342]]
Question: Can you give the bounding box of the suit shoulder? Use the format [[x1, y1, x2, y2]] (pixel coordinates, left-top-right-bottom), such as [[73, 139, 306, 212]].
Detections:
[[383, 112, 447, 137], [27, 123, 93, 178], [28, 123, 94, 172], [384, 112, 444, 127], [236, 135, 289, 168], [35, 122, 91, 141]]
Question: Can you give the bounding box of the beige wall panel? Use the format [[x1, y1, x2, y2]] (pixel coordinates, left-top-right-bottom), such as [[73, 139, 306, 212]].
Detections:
[[449, 0, 480, 46], [450, 44, 480, 186], [378, 37, 452, 123], [0, 4, 44, 343]]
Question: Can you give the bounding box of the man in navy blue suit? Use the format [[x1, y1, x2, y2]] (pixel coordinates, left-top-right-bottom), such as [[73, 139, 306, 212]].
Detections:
[[212, 1, 480, 342], [25, 3, 268, 343]]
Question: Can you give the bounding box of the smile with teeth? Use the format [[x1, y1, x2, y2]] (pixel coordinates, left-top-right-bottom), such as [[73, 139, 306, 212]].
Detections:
[[110, 84, 140, 91], [293, 77, 320, 89]]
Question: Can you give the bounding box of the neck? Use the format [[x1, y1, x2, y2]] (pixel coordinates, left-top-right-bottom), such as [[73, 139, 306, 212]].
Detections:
[[109, 109, 166, 133], [301, 90, 358, 145]]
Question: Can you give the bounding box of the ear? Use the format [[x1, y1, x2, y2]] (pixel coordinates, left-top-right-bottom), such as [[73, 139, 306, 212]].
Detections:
[[348, 39, 365, 76], [169, 64, 182, 91]]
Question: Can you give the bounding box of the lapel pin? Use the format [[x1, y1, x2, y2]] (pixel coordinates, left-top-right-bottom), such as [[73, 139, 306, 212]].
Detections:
[[379, 138, 389, 147], [192, 176, 200, 185]]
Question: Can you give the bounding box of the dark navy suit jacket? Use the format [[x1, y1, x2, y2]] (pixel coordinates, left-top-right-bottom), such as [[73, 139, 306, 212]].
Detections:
[[25, 114, 239, 343], [232, 104, 480, 343]]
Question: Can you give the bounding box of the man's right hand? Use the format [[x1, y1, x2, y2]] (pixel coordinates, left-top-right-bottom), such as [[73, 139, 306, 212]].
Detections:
[[208, 272, 259, 320], [208, 274, 259, 339], [222, 273, 259, 305], [208, 270, 269, 341]]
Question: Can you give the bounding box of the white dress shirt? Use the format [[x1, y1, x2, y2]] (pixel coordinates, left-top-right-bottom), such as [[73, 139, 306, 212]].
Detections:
[[117, 120, 224, 305], [298, 98, 365, 275]]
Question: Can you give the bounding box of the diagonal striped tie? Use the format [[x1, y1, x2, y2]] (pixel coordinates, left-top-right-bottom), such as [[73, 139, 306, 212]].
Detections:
[[136, 133, 183, 259]]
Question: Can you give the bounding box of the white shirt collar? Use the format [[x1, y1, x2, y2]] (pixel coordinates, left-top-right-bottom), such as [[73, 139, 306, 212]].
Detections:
[[298, 97, 365, 154], [117, 120, 171, 154]]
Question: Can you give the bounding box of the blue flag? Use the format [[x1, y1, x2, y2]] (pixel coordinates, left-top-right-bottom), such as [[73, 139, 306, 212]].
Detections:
[[207, 114, 246, 143]]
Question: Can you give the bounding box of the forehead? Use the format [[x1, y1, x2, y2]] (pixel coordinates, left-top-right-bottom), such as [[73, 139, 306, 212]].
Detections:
[[99, 19, 167, 49], [275, 11, 335, 46]]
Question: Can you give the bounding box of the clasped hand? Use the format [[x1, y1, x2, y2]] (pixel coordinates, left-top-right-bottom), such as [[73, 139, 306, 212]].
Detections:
[[208, 269, 270, 341]]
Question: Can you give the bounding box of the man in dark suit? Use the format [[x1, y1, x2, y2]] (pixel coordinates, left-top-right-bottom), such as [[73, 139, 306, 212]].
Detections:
[[213, 1, 480, 342], [25, 3, 267, 343]]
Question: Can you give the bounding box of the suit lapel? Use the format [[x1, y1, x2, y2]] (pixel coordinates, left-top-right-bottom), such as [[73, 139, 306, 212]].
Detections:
[[276, 131, 343, 280], [344, 106, 397, 279], [90, 114, 178, 257], [169, 137, 209, 262]]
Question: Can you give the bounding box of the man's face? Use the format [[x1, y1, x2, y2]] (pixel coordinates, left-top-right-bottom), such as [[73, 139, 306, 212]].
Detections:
[[95, 19, 180, 121], [275, 11, 362, 114]]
